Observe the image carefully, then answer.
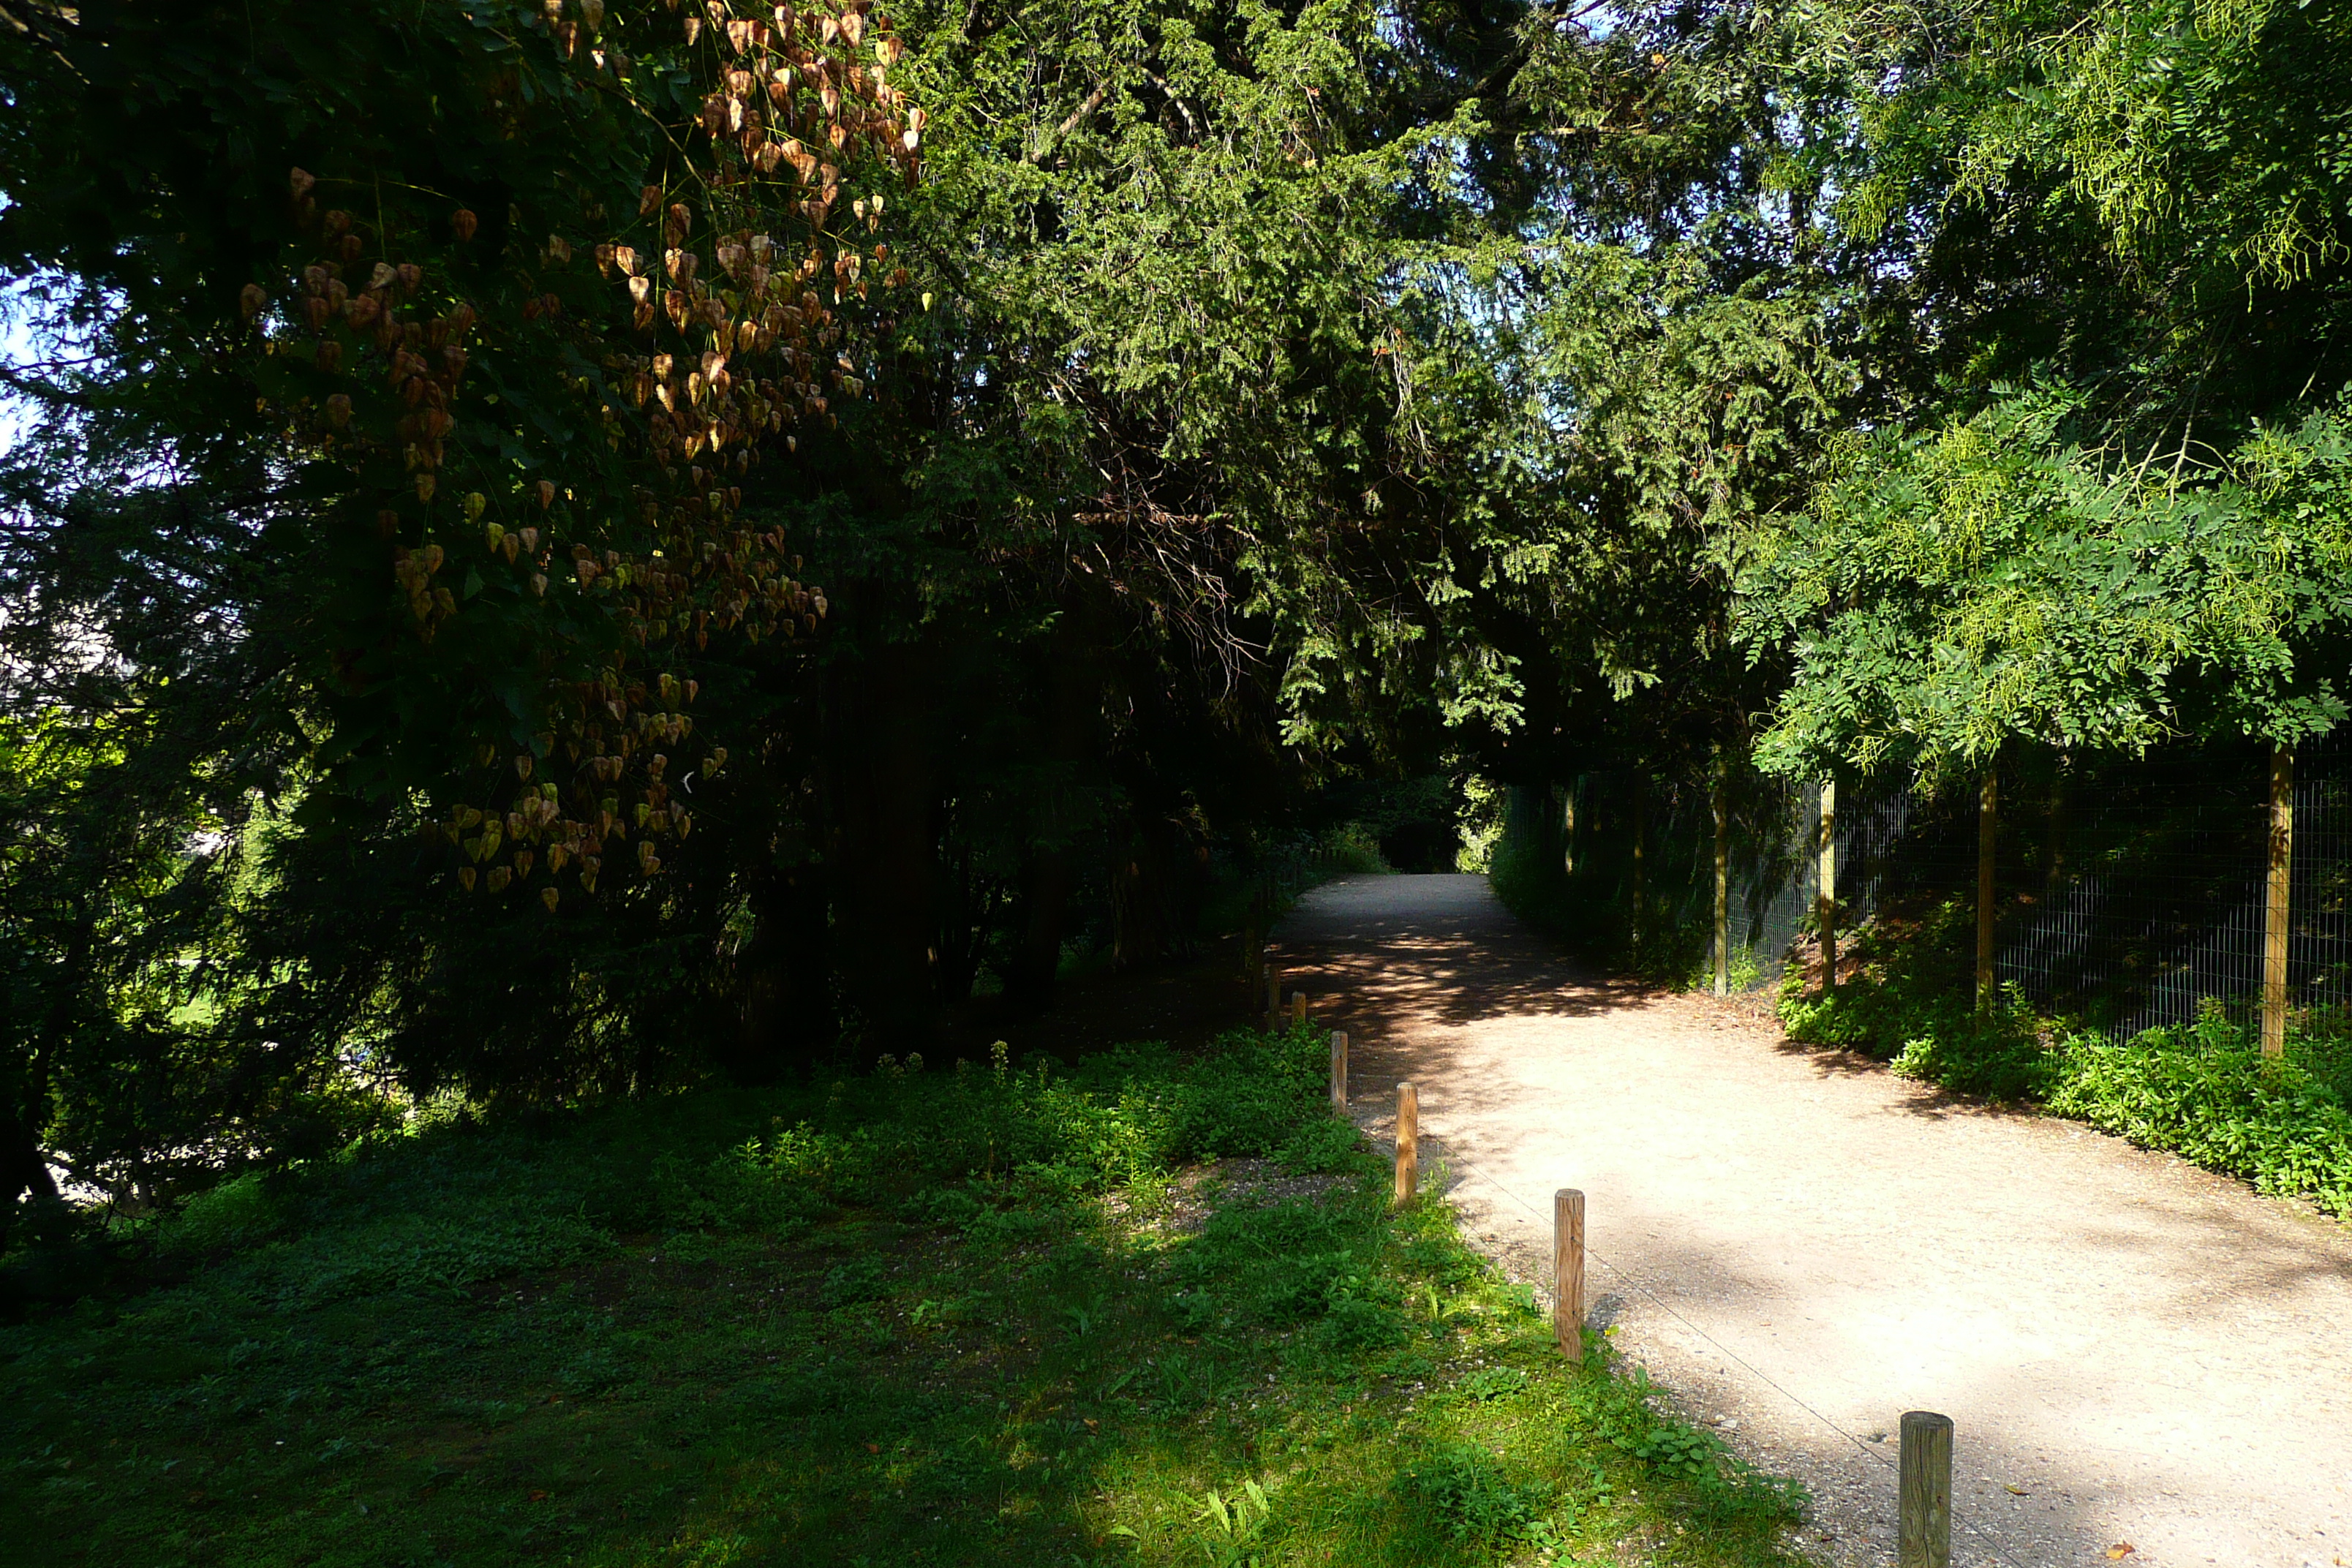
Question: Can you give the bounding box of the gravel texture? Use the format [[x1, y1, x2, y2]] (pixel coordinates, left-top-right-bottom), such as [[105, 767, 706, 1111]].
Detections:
[[1275, 872, 2352, 1568]]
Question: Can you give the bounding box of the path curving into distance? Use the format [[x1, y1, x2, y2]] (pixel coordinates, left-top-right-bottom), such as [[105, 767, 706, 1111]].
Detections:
[[1274, 873, 2352, 1568]]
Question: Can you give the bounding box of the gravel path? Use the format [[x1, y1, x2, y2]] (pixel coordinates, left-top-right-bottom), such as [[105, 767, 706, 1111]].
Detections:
[[1274, 872, 2352, 1568]]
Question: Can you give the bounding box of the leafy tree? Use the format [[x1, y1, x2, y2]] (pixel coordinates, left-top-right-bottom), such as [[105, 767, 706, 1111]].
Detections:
[[0, 0, 916, 1234], [1740, 0, 2352, 783], [1741, 390, 2352, 781]]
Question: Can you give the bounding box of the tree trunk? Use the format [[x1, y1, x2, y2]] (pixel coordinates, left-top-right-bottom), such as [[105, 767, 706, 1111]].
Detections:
[[0, 1068, 62, 1259], [1975, 771, 1997, 1011], [1630, 780, 1646, 961], [1711, 754, 1730, 998], [1817, 778, 1837, 992], [2264, 745, 2294, 1066], [1114, 813, 1200, 970]]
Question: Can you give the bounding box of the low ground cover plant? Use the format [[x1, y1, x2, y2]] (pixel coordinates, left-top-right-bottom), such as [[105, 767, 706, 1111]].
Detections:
[[1, 1028, 1808, 1567], [1779, 902, 2352, 1218]]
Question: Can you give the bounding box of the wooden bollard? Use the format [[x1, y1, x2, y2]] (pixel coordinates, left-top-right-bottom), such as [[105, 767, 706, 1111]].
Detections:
[[1898, 1411, 1953, 1568], [1329, 1030, 1348, 1109], [1393, 1082, 1418, 1205], [1289, 990, 1307, 1025], [1265, 972, 1281, 1017], [1553, 1188, 1584, 1363]]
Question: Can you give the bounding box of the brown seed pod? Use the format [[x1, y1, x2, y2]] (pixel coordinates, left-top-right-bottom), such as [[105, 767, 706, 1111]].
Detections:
[[535, 480, 557, 509], [451, 208, 479, 242], [290, 167, 317, 200]]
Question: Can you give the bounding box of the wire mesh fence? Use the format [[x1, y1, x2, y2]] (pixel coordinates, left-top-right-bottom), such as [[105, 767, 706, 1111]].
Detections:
[[1507, 731, 2352, 1036]]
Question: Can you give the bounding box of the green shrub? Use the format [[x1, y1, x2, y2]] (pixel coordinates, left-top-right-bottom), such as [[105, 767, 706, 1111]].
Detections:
[[1776, 898, 2053, 1100], [1399, 1441, 1560, 1548], [1779, 903, 2352, 1219], [2048, 1009, 2352, 1216], [1278, 1115, 1372, 1174], [1323, 821, 1395, 875]]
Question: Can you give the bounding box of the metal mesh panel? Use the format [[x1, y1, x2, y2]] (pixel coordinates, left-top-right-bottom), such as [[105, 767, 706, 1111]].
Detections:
[[1517, 735, 2351, 1034], [2001, 747, 2269, 1033], [2291, 733, 2352, 1022]]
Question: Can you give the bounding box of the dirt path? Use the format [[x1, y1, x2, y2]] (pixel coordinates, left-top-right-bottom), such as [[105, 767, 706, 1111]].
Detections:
[[1274, 873, 2352, 1568]]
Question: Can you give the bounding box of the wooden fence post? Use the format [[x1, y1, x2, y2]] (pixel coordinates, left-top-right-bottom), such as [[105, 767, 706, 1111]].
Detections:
[[1712, 754, 1730, 998], [1553, 1188, 1585, 1363], [1393, 1083, 1418, 1206], [1817, 778, 1837, 992], [1975, 772, 1997, 1011], [1289, 990, 1307, 1026], [1329, 1030, 1347, 1109], [1630, 782, 1646, 962], [1898, 1410, 1953, 1568], [1561, 783, 1577, 877], [2265, 744, 2295, 1066]]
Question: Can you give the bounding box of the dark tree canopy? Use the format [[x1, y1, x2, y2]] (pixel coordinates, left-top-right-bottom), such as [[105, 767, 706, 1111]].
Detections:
[[4, 0, 2349, 1240]]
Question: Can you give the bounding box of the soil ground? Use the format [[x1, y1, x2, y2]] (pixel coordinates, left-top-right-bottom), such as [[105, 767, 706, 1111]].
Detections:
[[1271, 872, 2352, 1568]]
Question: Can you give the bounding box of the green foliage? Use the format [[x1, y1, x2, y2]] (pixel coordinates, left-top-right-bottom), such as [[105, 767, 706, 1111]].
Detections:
[[2048, 1011, 2352, 1218], [0, 0, 926, 1238], [1486, 782, 1710, 987], [1742, 391, 2352, 781], [0, 1028, 1811, 1567], [1398, 1441, 1560, 1550], [1776, 900, 2055, 1101], [1620, 1423, 1721, 1483], [1452, 1365, 1529, 1403], [1739, 0, 2352, 788], [1779, 912, 2352, 1218]]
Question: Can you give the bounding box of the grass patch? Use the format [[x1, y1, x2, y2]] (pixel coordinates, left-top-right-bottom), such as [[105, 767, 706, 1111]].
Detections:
[[1, 1029, 1810, 1567]]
